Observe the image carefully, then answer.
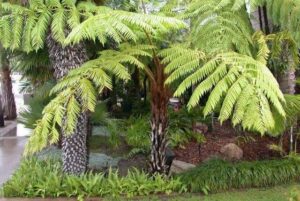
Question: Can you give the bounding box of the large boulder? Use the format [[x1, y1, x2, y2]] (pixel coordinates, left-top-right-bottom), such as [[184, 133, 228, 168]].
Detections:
[[170, 160, 196, 174], [220, 143, 243, 161]]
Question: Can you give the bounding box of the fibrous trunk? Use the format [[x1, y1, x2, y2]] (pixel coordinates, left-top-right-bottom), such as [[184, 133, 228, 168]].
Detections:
[[149, 59, 170, 174], [1, 63, 17, 120], [47, 33, 88, 175], [278, 68, 296, 95]]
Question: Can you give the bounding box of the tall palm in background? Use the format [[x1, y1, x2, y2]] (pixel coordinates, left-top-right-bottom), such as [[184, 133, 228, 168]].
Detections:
[[0, 49, 17, 120]]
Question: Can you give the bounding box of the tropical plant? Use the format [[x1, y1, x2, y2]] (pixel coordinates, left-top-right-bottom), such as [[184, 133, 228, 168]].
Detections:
[[161, 0, 300, 135], [124, 115, 151, 151], [0, 0, 185, 175], [11, 49, 53, 88], [18, 81, 55, 129]]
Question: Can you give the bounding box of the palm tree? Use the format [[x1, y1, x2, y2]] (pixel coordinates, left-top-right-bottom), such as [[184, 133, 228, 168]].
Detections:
[[0, 49, 17, 120]]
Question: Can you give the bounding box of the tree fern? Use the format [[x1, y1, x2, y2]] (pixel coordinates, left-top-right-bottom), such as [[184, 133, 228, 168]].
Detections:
[[181, 0, 253, 55], [185, 0, 300, 46], [0, 1, 186, 51], [24, 44, 153, 155], [161, 32, 288, 134]]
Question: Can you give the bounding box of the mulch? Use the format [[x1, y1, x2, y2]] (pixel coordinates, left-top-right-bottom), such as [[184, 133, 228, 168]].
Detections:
[[173, 121, 291, 165]]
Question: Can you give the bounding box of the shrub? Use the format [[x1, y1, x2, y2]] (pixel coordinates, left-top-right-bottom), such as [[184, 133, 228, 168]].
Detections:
[[1, 158, 186, 199], [124, 116, 151, 150], [178, 158, 300, 194]]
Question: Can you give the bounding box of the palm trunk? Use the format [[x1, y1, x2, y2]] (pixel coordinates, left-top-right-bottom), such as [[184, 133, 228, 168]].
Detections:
[[1, 62, 17, 120], [46, 33, 88, 175], [149, 59, 170, 174]]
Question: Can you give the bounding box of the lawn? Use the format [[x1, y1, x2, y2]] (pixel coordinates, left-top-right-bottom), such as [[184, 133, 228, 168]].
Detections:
[[110, 184, 299, 201]]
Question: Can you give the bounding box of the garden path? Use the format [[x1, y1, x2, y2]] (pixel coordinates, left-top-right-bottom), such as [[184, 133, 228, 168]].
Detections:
[[0, 74, 30, 186], [0, 136, 27, 186]]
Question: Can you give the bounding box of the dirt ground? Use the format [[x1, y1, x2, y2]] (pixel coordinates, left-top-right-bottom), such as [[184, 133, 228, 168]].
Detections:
[[173, 121, 290, 165]]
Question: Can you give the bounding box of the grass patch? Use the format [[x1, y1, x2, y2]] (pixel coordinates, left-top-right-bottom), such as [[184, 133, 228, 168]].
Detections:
[[109, 184, 298, 201]]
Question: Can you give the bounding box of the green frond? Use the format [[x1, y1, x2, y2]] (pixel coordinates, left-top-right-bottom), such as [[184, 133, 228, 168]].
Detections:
[[11, 15, 24, 50], [183, 0, 253, 55], [66, 8, 186, 45], [25, 43, 152, 154], [31, 9, 51, 50], [163, 44, 286, 134], [50, 2, 67, 44], [64, 95, 80, 134], [0, 17, 12, 48]]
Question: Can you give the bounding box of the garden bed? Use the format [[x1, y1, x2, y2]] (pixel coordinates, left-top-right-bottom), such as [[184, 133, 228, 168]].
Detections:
[[174, 122, 290, 164]]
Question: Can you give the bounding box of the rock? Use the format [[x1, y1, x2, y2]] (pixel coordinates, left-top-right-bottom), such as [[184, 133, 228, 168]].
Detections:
[[220, 143, 243, 161], [193, 122, 208, 134], [117, 155, 148, 176], [170, 160, 196, 174], [36, 146, 121, 170], [89, 153, 121, 170], [92, 126, 110, 136]]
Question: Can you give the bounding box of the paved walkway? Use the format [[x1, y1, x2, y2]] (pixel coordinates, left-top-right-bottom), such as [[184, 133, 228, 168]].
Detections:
[[0, 136, 27, 186], [0, 121, 29, 186]]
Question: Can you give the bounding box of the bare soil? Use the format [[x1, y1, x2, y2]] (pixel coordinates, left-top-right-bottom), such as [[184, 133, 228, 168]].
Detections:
[[173, 121, 290, 165]]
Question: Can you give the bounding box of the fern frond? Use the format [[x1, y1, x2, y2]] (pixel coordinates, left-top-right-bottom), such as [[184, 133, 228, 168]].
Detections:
[[25, 43, 152, 154], [163, 45, 286, 134], [66, 8, 186, 45]]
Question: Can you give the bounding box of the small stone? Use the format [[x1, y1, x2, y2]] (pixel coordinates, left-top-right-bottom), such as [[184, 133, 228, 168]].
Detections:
[[220, 143, 243, 161], [193, 122, 208, 134], [170, 160, 195, 174]]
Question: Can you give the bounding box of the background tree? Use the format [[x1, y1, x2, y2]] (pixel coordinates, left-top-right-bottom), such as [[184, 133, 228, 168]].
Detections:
[[0, 49, 17, 120]]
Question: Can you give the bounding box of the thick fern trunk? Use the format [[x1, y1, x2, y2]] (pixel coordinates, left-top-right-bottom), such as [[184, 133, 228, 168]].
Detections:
[[149, 59, 170, 174], [278, 68, 296, 94], [47, 33, 88, 175], [1, 63, 17, 120]]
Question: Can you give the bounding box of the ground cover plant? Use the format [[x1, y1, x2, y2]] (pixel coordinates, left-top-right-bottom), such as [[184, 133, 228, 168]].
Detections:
[[1, 158, 186, 199], [178, 157, 300, 194]]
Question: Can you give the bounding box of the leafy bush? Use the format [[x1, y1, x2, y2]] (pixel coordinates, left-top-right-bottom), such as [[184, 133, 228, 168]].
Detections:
[[178, 158, 300, 194], [123, 107, 208, 152], [123, 115, 151, 151], [18, 81, 55, 129], [168, 107, 207, 148], [2, 158, 186, 199]]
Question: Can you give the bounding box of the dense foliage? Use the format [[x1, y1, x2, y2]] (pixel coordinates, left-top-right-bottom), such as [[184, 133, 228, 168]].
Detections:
[[1, 158, 186, 199], [178, 158, 300, 194]]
